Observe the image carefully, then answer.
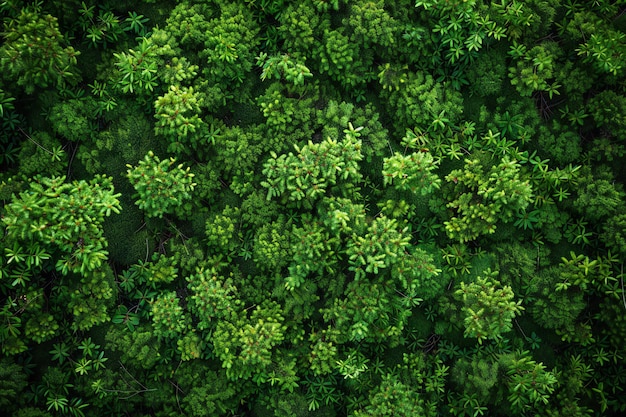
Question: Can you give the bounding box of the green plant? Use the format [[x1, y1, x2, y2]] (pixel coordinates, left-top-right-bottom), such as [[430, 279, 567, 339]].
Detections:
[[262, 126, 363, 205], [455, 269, 524, 343], [114, 38, 158, 95], [257, 52, 313, 86], [126, 151, 196, 218], [0, 6, 80, 93]]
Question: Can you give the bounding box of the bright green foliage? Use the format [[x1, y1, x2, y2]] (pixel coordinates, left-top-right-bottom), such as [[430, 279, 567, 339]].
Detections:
[[257, 53, 312, 86], [444, 157, 533, 242], [345, 215, 410, 280], [277, 2, 330, 57], [577, 27, 626, 76], [126, 151, 196, 218], [24, 313, 58, 344], [154, 85, 207, 155], [345, 0, 397, 50], [416, 0, 506, 70], [262, 128, 363, 204], [2, 0, 626, 415], [212, 302, 286, 380], [382, 151, 441, 195], [257, 85, 317, 148], [317, 28, 369, 89], [187, 268, 241, 329], [212, 125, 266, 183], [354, 373, 427, 417], [160, 56, 199, 86], [253, 219, 293, 272], [378, 67, 464, 134], [113, 38, 158, 95], [319, 196, 366, 237], [401, 352, 449, 412], [199, 2, 260, 85], [66, 267, 116, 331], [0, 6, 80, 93], [162, 1, 213, 49], [286, 215, 339, 290], [307, 327, 340, 376], [133, 254, 179, 289], [205, 206, 241, 256], [177, 331, 204, 361], [0, 176, 120, 338], [335, 348, 369, 380], [391, 245, 443, 302], [455, 270, 524, 343], [325, 279, 402, 342], [2, 175, 121, 276], [77, 4, 126, 48], [317, 100, 389, 163], [150, 291, 188, 339], [508, 42, 561, 97]]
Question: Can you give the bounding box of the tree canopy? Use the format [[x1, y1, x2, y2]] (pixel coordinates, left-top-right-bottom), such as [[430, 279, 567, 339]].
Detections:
[[1, 0, 626, 416]]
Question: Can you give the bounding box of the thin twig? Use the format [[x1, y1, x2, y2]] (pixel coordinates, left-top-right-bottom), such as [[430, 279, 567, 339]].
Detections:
[[620, 264, 626, 308], [67, 142, 78, 179], [18, 127, 54, 155], [168, 379, 185, 414], [514, 319, 528, 339]]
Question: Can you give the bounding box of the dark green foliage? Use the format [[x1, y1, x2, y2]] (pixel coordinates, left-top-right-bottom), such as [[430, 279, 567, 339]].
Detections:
[[587, 90, 626, 140], [105, 325, 162, 370], [176, 362, 240, 416], [528, 266, 589, 344], [573, 167, 624, 222], [467, 47, 507, 97], [0, 5, 80, 93], [15, 131, 66, 178], [0, 357, 27, 409], [452, 355, 499, 401], [602, 213, 626, 257], [48, 96, 98, 143], [2, 0, 626, 416]]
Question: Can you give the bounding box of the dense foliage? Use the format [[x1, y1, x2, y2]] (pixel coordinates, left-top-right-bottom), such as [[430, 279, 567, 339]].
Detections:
[[1, 0, 626, 416]]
